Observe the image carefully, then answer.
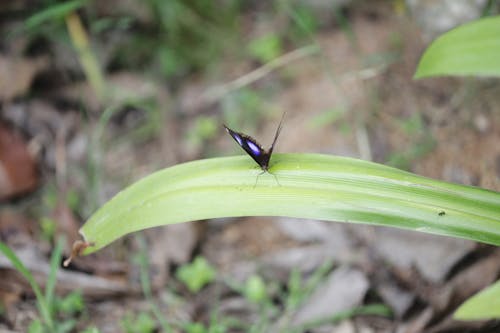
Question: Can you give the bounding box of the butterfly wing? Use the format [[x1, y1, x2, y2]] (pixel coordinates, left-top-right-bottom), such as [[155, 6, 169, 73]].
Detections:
[[224, 125, 271, 170]]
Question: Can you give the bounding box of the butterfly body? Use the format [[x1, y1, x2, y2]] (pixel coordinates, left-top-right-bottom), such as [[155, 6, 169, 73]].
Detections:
[[224, 114, 284, 172]]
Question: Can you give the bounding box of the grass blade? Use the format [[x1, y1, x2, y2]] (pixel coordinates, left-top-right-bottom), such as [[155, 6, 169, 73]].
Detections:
[[24, 0, 88, 30], [45, 237, 64, 315], [78, 154, 500, 255], [0, 242, 54, 330]]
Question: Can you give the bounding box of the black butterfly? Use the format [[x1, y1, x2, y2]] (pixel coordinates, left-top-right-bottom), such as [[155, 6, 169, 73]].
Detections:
[[224, 114, 285, 172]]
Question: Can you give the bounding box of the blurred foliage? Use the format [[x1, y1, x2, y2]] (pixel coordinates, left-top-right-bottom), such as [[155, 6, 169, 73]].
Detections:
[[386, 113, 435, 170], [121, 312, 156, 333], [248, 33, 283, 63], [243, 274, 267, 304], [176, 256, 216, 293], [23, 0, 88, 32], [19, 0, 329, 81], [113, 0, 243, 78], [0, 239, 88, 333], [186, 115, 219, 152], [308, 108, 345, 129], [40, 217, 57, 241]]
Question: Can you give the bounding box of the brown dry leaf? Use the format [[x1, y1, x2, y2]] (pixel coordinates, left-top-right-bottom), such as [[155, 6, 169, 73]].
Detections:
[[0, 54, 48, 101], [0, 209, 33, 247], [0, 122, 38, 200]]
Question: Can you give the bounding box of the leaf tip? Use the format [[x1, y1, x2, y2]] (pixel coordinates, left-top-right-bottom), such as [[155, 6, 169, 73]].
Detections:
[[63, 240, 95, 267]]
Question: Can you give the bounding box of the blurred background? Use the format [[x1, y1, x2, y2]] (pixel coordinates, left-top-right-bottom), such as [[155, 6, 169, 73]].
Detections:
[[0, 0, 499, 332]]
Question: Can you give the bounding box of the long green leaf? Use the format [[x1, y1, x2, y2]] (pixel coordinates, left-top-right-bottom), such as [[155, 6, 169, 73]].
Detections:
[[78, 154, 500, 254], [454, 279, 500, 320], [414, 16, 500, 78]]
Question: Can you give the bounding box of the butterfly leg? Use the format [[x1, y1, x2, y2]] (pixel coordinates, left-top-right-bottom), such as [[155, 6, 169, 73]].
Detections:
[[270, 171, 281, 186], [253, 170, 266, 188]]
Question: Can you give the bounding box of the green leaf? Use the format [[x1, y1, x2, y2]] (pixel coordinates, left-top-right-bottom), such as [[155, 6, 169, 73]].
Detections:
[[184, 322, 207, 333], [248, 34, 282, 62], [243, 275, 267, 304], [57, 290, 84, 315], [176, 256, 216, 292], [25, 0, 88, 30], [78, 154, 500, 255], [414, 16, 500, 78], [454, 279, 500, 320], [28, 319, 44, 333]]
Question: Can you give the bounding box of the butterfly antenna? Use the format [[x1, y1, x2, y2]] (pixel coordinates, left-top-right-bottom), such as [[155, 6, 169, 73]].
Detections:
[[269, 112, 286, 155]]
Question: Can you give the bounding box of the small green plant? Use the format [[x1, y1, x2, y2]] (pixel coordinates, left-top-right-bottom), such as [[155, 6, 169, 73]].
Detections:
[[223, 261, 389, 332], [243, 274, 267, 304], [386, 113, 435, 170], [176, 256, 216, 293], [248, 33, 283, 63], [184, 322, 206, 333], [187, 115, 219, 153], [121, 312, 156, 333], [134, 236, 173, 333], [40, 217, 57, 241], [0, 238, 88, 333]]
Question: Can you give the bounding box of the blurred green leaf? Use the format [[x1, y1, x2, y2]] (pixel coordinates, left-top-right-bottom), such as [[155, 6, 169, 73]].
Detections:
[[415, 16, 500, 78], [248, 34, 283, 62], [184, 322, 207, 333], [40, 217, 57, 241], [243, 275, 267, 304], [176, 256, 216, 292], [45, 237, 64, 315], [188, 116, 219, 149], [25, 0, 88, 30], [121, 312, 156, 333], [28, 319, 44, 333], [81, 327, 100, 333], [308, 108, 344, 128], [454, 279, 500, 320], [57, 291, 84, 315]]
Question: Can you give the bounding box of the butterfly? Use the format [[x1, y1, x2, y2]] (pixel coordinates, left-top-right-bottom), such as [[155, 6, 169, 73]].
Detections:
[[224, 113, 285, 173]]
